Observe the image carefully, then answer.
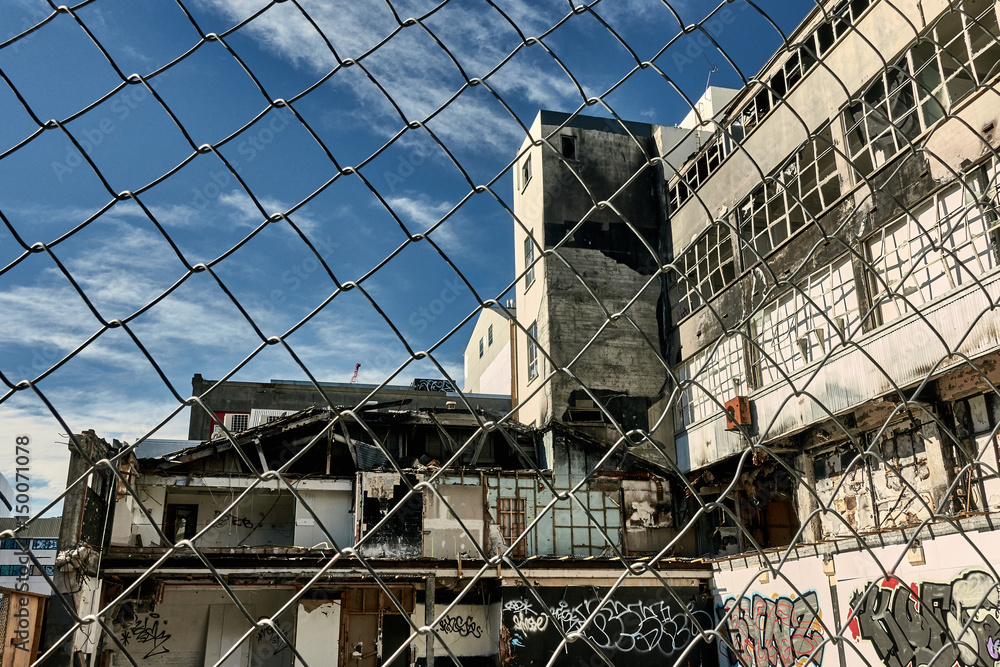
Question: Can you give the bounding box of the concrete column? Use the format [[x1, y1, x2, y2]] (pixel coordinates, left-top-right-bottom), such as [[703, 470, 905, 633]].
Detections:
[[796, 451, 822, 543], [425, 573, 435, 667]]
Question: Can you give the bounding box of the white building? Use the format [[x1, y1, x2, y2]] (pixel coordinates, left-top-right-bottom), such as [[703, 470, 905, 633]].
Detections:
[[462, 302, 515, 397]]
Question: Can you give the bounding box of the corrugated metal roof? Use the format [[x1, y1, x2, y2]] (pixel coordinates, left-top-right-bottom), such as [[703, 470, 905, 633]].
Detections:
[[134, 439, 203, 459], [0, 517, 60, 538], [355, 441, 389, 469]]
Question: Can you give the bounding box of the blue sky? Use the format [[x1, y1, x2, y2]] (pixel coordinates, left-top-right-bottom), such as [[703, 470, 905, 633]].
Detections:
[[0, 0, 815, 510]]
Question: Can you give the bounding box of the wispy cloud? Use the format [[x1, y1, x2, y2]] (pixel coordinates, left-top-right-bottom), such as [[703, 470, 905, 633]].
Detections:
[[195, 0, 578, 151]]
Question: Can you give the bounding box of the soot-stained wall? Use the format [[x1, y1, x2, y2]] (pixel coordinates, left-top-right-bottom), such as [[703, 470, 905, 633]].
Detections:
[[357, 472, 422, 558]]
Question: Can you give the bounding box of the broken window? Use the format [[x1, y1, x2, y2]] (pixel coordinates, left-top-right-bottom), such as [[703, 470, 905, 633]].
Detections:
[[675, 334, 744, 429], [520, 154, 532, 190], [667, 0, 873, 214], [750, 254, 859, 388], [527, 322, 539, 381], [736, 126, 840, 267], [865, 169, 1000, 325], [845, 0, 1000, 179], [561, 135, 576, 160], [668, 222, 738, 323], [164, 504, 198, 542], [951, 392, 1000, 512], [497, 497, 527, 558]]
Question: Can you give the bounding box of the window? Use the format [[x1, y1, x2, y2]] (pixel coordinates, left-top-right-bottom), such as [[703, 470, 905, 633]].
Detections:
[[669, 223, 737, 322], [521, 155, 532, 190], [0, 565, 25, 577], [31, 539, 58, 550], [737, 127, 840, 266], [523, 234, 536, 288], [750, 255, 860, 388], [164, 504, 199, 542], [561, 136, 576, 160], [667, 0, 873, 212], [527, 322, 539, 381], [865, 173, 1000, 325], [845, 1, 1000, 178], [31, 565, 54, 577], [497, 497, 527, 558], [488, 324, 494, 346], [479, 337, 484, 358], [675, 335, 744, 428], [0, 539, 19, 549]]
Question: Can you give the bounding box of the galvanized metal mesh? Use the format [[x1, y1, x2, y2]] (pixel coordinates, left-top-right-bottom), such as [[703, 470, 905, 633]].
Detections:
[[2, 1, 1000, 666]]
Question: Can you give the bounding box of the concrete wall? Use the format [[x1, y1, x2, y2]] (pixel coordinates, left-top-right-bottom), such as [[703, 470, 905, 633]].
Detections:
[[514, 111, 666, 429], [412, 601, 499, 660], [105, 585, 298, 667], [501, 585, 716, 666]]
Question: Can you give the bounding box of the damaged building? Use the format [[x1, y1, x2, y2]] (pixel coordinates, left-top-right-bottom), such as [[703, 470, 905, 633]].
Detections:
[[506, 0, 1000, 666], [52, 393, 716, 666], [20, 1, 1000, 666]]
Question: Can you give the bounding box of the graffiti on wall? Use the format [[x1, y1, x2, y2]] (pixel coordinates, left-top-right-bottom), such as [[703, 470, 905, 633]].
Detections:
[[718, 592, 825, 667], [119, 612, 172, 660], [213, 510, 254, 529], [849, 570, 1000, 667], [503, 597, 711, 655], [438, 615, 484, 638]]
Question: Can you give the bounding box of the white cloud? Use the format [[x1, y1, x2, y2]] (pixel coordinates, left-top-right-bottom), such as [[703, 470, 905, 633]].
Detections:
[[195, 0, 578, 151]]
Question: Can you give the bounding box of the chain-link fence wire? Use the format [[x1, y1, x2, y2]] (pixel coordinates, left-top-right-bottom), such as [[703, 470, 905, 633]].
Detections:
[[2, 0, 1000, 665]]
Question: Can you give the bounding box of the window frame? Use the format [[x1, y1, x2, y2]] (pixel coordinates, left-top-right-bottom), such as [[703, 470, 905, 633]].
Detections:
[[523, 233, 536, 289], [864, 170, 1000, 326], [527, 322, 539, 382], [670, 223, 739, 324]]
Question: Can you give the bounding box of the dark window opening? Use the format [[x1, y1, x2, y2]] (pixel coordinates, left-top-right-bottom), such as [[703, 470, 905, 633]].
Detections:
[[164, 504, 199, 542], [561, 135, 576, 160]]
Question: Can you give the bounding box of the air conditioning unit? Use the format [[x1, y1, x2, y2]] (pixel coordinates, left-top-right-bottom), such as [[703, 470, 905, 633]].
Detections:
[[724, 396, 751, 431], [249, 409, 290, 428]]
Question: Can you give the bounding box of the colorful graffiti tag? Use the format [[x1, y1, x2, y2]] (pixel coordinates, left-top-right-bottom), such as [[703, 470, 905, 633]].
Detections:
[[850, 570, 1000, 667], [717, 591, 826, 667]]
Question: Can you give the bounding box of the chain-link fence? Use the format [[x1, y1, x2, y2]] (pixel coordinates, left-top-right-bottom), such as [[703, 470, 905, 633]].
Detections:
[[3, 0, 1000, 666]]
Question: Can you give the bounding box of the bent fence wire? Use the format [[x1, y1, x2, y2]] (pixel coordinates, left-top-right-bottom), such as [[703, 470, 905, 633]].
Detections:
[[2, 0, 1000, 666]]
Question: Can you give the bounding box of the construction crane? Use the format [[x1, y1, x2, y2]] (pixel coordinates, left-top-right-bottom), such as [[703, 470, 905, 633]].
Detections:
[[350, 363, 360, 383]]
